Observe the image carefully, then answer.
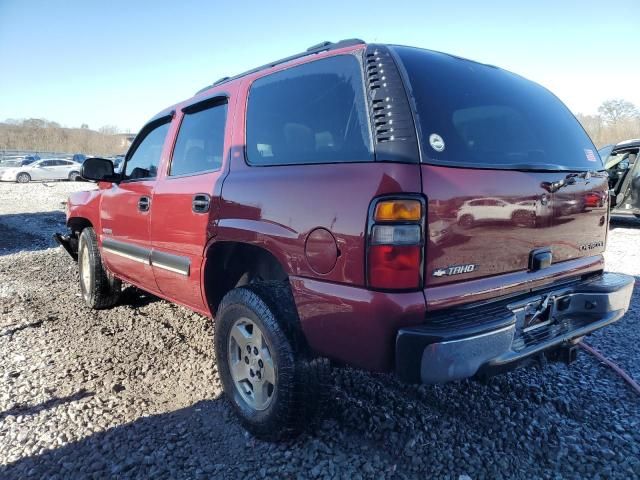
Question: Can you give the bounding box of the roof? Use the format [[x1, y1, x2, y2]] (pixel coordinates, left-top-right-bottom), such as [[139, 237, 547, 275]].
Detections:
[[195, 38, 365, 95], [614, 139, 640, 150]]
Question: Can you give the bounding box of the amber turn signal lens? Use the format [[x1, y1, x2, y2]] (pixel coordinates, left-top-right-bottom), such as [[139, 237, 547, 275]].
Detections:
[[374, 200, 422, 221]]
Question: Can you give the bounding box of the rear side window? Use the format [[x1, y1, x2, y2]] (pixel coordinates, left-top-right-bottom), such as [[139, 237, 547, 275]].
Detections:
[[124, 121, 170, 181], [393, 46, 601, 170], [246, 55, 373, 166], [170, 101, 227, 176]]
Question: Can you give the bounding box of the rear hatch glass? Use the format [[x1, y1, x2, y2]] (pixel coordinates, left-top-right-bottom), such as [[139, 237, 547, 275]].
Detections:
[[392, 46, 608, 286], [392, 46, 602, 171]]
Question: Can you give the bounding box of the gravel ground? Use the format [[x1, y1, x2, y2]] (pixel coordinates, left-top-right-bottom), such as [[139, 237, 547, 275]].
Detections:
[[0, 182, 639, 479]]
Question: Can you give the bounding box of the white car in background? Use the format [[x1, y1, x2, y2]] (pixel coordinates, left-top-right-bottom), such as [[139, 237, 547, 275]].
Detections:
[[457, 197, 539, 228], [0, 158, 82, 183]]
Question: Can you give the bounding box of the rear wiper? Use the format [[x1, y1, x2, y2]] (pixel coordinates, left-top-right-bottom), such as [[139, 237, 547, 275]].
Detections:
[[508, 163, 574, 172], [541, 171, 603, 192]]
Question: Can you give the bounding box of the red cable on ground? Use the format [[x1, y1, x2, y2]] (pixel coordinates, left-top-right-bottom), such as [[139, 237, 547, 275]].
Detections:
[[579, 341, 640, 396]]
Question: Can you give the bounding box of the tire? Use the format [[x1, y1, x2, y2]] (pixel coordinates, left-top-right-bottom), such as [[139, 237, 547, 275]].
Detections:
[[215, 281, 329, 441], [16, 172, 30, 183], [68, 171, 80, 181], [458, 214, 474, 229], [78, 227, 121, 309]]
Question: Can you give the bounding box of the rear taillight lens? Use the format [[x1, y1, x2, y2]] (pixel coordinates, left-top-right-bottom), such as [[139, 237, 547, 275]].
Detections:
[[367, 198, 424, 290]]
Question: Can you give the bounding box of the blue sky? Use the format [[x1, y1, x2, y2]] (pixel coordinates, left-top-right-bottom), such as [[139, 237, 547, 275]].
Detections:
[[1, 0, 638, 133]]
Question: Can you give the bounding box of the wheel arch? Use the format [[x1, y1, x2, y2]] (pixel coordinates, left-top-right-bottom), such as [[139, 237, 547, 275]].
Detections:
[[202, 240, 289, 316], [64, 217, 94, 257], [67, 216, 93, 234]]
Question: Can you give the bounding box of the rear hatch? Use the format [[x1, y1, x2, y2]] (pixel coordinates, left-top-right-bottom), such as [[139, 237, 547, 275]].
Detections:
[[392, 46, 608, 285]]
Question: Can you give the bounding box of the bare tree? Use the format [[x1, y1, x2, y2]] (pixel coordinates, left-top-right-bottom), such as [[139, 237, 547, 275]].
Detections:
[[0, 118, 128, 155], [597, 99, 639, 125]]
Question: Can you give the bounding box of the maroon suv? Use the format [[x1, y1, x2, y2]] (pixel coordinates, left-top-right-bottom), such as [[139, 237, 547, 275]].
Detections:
[[55, 39, 634, 439]]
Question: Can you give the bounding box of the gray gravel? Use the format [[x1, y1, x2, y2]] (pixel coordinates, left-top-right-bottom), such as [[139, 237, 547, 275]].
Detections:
[[1, 182, 639, 479]]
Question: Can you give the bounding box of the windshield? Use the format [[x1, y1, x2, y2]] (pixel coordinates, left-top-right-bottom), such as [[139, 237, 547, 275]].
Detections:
[[598, 145, 614, 167], [393, 46, 601, 171]]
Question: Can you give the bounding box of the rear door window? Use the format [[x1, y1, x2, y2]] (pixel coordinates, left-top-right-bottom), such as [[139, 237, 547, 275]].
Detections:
[[169, 101, 227, 176], [246, 54, 373, 166], [393, 46, 601, 171]]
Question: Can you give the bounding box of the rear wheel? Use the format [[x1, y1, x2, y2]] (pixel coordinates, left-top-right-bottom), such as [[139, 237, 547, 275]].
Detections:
[[16, 173, 30, 183], [512, 210, 536, 227], [68, 171, 80, 181], [215, 282, 329, 440], [78, 227, 121, 309]]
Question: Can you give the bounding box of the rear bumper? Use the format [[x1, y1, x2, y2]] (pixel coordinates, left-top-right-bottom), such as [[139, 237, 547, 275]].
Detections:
[[396, 272, 635, 384]]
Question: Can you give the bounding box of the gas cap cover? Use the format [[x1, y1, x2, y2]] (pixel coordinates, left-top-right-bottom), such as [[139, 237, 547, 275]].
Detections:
[[304, 228, 338, 274]]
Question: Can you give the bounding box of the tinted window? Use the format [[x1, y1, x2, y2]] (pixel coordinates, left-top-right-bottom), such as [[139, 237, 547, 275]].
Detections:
[[170, 102, 227, 176], [246, 55, 373, 166], [40, 160, 55, 167], [124, 122, 170, 180], [394, 46, 601, 170]]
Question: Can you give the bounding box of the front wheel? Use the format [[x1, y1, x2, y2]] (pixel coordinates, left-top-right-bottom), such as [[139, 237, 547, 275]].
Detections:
[[215, 282, 328, 441], [458, 214, 475, 229], [68, 171, 81, 181], [16, 173, 30, 183], [78, 227, 121, 309]]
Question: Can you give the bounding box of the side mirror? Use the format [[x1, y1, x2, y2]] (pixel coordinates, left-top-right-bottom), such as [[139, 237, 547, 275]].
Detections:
[[81, 158, 118, 182]]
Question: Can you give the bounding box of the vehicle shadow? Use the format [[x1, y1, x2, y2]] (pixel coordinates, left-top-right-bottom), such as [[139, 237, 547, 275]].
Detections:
[[0, 211, 66, 256], [118, 285, 162, 308], [0, 398, 245, 479], [0, 390, 94, 422], [610, 214, 640, 230]]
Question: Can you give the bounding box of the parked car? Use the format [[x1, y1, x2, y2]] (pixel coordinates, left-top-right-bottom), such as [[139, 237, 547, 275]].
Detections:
[[19, 154, 41, 166], [73, 153, 87, 164], [55, 39, 634, 440], [600, 139, 640, 217], [0, 158, 82, 183], [110, 155, 125, 173]]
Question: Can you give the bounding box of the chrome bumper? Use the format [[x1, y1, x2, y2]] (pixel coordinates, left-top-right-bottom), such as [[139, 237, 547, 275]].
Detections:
[[396, 272, 635, 384]]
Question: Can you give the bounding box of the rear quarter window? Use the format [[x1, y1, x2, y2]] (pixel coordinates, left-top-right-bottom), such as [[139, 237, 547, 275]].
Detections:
[[246, 54, 373, 166], [393, 46, 601, 171]]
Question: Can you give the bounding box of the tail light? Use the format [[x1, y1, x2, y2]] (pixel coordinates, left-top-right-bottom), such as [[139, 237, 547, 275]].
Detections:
[[367, 197, 425, 290]]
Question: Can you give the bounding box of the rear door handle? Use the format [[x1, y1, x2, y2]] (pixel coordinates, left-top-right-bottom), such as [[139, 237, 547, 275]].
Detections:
[[138, 196, 151, 212], [192, 193, 211, 213]]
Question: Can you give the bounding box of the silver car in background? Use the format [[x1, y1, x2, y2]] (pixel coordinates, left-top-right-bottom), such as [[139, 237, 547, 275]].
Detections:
[[0, 158, 82, 183]]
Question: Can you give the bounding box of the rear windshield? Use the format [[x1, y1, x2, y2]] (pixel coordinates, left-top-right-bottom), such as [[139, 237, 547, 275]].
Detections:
[[393, 46, 601, 171]]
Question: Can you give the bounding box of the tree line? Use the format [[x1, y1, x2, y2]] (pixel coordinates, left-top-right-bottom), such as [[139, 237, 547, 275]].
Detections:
[[0, 119, 128, 156], [576, 99, 640, 148], [1, 99, 639, 157]]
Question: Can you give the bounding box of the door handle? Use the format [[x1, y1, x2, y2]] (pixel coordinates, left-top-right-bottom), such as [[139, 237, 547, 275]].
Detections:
[[138, 196, 151, 212], [192, 193, 211, 213]]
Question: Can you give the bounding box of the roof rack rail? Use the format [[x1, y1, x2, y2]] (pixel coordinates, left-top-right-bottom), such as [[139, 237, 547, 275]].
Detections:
[[195, 38, 365, 95]]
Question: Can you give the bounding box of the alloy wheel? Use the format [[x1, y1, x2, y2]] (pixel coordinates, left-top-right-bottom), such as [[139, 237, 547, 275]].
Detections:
[[228, 317, 276, 411]]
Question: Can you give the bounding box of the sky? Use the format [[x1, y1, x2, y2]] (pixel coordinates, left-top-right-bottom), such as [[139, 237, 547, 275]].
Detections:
[[1, 0, 639, 133]]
